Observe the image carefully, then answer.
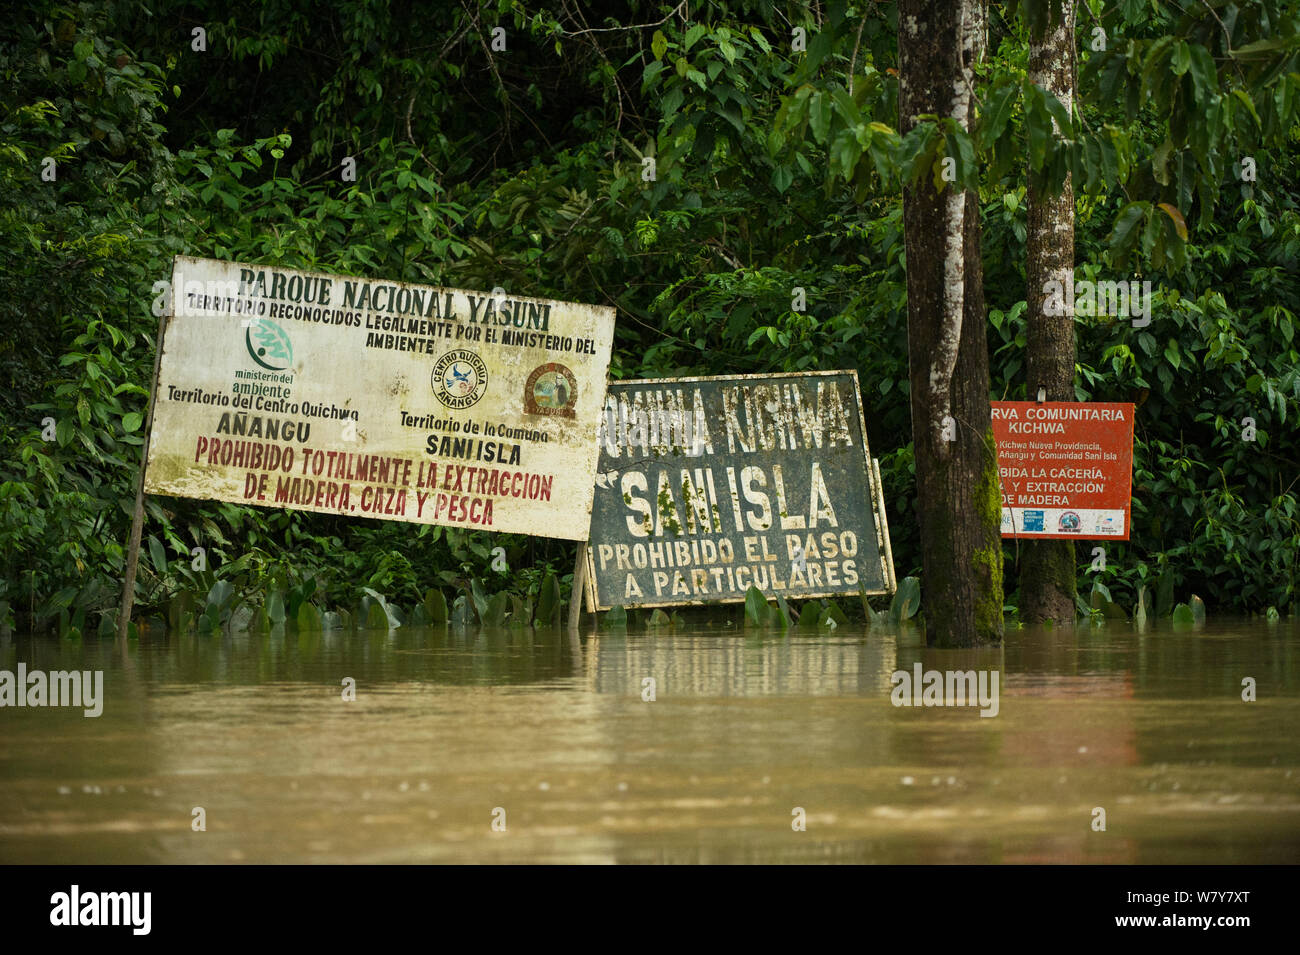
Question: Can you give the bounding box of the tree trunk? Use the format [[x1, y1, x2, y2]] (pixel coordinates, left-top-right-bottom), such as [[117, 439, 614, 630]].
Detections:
[[1021, 1, 1078, 626], [898, 0, 1003, 648]]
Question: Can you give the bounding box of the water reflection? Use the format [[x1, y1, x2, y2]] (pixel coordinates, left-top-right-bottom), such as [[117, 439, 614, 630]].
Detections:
[[0, 619, 1296, 863]]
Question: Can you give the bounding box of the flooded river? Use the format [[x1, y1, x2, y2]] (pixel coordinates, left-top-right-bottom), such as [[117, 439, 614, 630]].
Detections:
[[1, 619, 1297, 863]]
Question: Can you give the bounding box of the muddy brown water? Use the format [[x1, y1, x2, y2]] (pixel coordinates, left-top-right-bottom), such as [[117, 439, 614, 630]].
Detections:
[[1, 618, 1296, 863]]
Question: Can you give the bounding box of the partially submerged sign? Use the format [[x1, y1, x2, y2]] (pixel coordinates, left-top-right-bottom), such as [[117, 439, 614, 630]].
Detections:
[[143, 256, 615, 540], [583, 371, 896, 610], [991, 401, 1135, 540]]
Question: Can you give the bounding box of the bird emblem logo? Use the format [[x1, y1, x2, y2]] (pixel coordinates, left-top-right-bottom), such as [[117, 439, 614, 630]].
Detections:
[[431, 350, 488, 409]]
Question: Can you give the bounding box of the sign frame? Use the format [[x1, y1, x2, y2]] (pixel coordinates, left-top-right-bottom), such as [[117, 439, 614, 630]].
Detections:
[[582, 369, 896, 612]]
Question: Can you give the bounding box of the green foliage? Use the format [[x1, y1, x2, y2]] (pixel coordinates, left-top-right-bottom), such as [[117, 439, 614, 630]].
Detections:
[[646, 608, 672, 629], [859, 584, 887, 627], [423, 588, 448, 626], [795, 600, 819, 631], [743, 585, 771, 627], [534, 573, 561, 628], [889, 576, 921, 624], [774, 593, 791, 632], [1, 1, 1296, 635]]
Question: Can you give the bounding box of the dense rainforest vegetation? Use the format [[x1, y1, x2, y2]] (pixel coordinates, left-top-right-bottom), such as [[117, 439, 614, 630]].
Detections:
[[1, 0, 1297, 638]]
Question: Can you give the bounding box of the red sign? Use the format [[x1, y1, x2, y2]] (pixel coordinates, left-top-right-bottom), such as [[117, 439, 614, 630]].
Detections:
[[991, 401, 1135, 540]]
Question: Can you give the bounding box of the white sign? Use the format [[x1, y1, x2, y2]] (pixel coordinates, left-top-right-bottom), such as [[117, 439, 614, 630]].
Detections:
[[143, 256, 616, 540]]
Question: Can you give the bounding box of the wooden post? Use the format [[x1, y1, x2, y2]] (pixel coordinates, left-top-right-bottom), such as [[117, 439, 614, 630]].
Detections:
[[567, 541, 588, 632], [117, 311, 168, 640], [871, 457, 898, 594]]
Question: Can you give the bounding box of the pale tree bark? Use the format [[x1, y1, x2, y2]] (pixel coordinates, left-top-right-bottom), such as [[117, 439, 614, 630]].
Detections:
[[1021, 1, 1078, 626], [898, 0, 1004, 647]]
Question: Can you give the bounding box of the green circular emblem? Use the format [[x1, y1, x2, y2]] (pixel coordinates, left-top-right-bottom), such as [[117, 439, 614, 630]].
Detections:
[[245, 320, 294, 371]]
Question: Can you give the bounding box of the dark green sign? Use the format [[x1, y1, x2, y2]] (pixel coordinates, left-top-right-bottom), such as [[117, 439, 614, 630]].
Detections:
[[583, 371, 896, 610]]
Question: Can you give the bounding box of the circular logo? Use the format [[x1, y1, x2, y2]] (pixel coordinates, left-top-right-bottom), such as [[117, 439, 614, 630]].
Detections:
[[245, 320, 294, 371], [1058, 511, 1082, 532], [524, 362, 577, 419], [432, 350, 488, 409]]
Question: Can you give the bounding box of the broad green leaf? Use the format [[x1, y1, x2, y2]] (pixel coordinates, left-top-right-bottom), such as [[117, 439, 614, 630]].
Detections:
[[711, 105, 744, 135], [1170, 41, 1191, 77], [1232, 89, 1261, 128], [266, 589, 286, 624], [469, 577, 489, 620], [744, 585, 771, 626], [642, 60, 664, 88], [1039, 87, 1072, 136], [979, 81, 1018, 147], [1151, 139, 1174, 186], [1109, 201, 1148, 253], [822, 600, 849, 626], [889, 576, 921, 623], [147, 535, 167, 574], [1187, 44, 1217, 103], [535, 573, 561, 627], [1026, 97, 1051, 171], [297, 601, 322, 631], [661, 87, 683, 118], [797, 601, 823, 631], [365, 599, 390, 630], [809, 92, 832, 143], [508, 594, 530, 629], [1233, 36, 1300, 57], [484, 591, 509, 627], [1156, 571, 1176, 617], [423, 587, 447, 625], [860, 584, 885, 627], [774, 594, 791, 633], [651, 31, 668, 61], [838, 132, 862, 180]]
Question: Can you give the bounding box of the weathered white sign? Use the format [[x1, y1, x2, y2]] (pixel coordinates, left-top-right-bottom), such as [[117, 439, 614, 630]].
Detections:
[[143, 256, 616, 540]]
